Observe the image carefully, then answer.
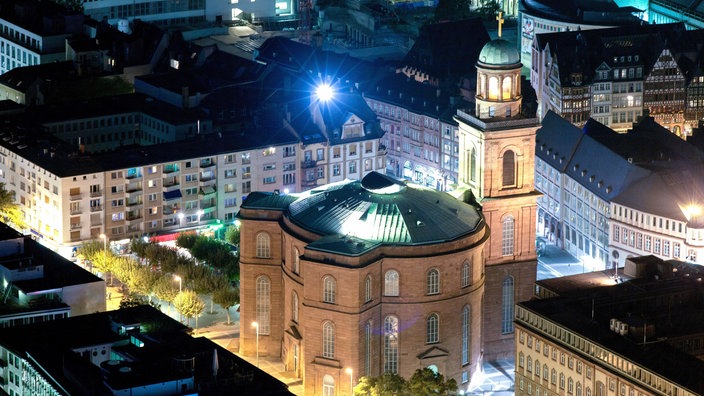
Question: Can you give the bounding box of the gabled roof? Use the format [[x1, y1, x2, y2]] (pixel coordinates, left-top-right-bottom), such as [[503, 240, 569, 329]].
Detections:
[[402, 18, 490, 82]]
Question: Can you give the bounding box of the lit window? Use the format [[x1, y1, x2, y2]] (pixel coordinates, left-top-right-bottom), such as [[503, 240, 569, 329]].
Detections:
[[383, 316, 399, 373], [256, 276, 270, 334], [256, 232, 270, 258], [322, 321, 335, 358], [323, 275, 336, 303], [427, 268, 439, 294], [502, 216, 515, 255], [384, 270, 399, 296], [426, 313, 439, 343]]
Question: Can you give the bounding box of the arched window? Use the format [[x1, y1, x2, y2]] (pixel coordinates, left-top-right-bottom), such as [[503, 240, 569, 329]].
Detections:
[[470, 148, 477, 182], [501, 276, 514, 334], [577, 382, 583, 396], [560, 373, 565, 389], [461, 305, 470, 365], [426, 313, 439, 343], [256, 232, 270, 258], [323, 276, 336, 303], [479, 74, 486, 98], [292, 291, 299, 323], [322, 374, 335, 396], [527, 355, 532, 372], [597, 382, 605, 396], [461, 260, 472, 287], [543, 364, 548, 380], [489, 76, 499, 100], [551, 368, 557, 384], [568, 377, 573, 393], [323, 321, 335, 358], [383, 316, 399, 374], [384, 270, 399, 296], [534, 359, 540, 376], [518, 352, 524, 367], [502, 76, 512, 99], [427, 268, 439, 294], [293, 247, 300, 274], [364, 275, 372, 303], [365, 321, 372, 376], [502, 215, 515, 256], [256, 276, 270, 334], [502, 150, 516, 187]]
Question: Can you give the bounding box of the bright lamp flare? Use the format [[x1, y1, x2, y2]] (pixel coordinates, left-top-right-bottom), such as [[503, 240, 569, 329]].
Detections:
[[316, 84, 334, 101]]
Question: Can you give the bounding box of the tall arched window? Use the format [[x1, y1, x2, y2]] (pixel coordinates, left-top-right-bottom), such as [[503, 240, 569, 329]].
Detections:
[[256, 276, 270, 334], [488, 76, 499, 100], [461, 305, 470, 365], [427, 269, 439, 295], [502, 215, 515, 256], [365, 321, 372, 376], [322, 374, 335, 396], [323, 276, 336, 303], [364, 275, 372, 303], [502, 150, 516, 187], [502, 76, 512, 99], [461, 260, 472, 288], [323, 321, 335, 358], [292, 291, 299, 323], [479, 74, 486, 98], [384, 270, 399, 296], [293, 247, 300, 274], [527, 355, 532, 373], [426, 313, 439, 343], [384, 316, 399, 374], [501, 276, 514, 334], [470, 148, 477, 182], [256, 232, 270, 258]]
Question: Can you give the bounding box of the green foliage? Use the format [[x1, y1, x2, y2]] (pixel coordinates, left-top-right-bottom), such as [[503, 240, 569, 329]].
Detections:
[[174, 290, 205, 330], [354, 369, 457, 396], [119, 295, 160, 310], [212, 287, 239, 324], [153, 275, 179, 304], [0, 183, 26, 230], [225, 225, 240, 246], [176, 232, 198, 249]]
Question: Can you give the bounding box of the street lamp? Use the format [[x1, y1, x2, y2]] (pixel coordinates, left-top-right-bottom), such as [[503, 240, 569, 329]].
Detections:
[[99, 233, 108, 281], [99, 233, 107, 251], [174, 275, 182, 293], [346, 367, 354, 395], [252, 321, 259, 367]]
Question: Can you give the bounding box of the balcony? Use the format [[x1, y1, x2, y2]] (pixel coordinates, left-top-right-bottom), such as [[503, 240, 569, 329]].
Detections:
[[199, 186, 216, 196], [90, 205, 103, 212], [90, 190, 102, 198], [163, 178, 180, 189], [163, 165, 180, 174], [70, 223, 82, 230], [126, 214, 142, 223], [200, 199, 216, 209], [127, 200, 143, 208], [70, 193, 82, 201], [163, 218, 178, 227], [301, 159, 317, 169], [302, 179, 318, 188], [200, 159, 216, 168], [126, 170, 142, 179], [125, 182, 142, 193], [70, 208, 82, 215]]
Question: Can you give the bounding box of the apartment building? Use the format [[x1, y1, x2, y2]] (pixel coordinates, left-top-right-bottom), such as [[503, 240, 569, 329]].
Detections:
[[516, 255, 704, 396], [364, 74, 462, 190], [535, 111, 704, 270], [532, 23, 704, 135], [0, 0, 85, 75]]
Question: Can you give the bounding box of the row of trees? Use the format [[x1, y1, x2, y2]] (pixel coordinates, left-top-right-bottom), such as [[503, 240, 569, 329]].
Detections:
[[78, 235, 239, 331], [354, 368, 458, 395]]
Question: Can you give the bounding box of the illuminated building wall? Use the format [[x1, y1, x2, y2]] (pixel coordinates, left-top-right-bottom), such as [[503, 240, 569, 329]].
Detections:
[[238, 173, 488, 395]]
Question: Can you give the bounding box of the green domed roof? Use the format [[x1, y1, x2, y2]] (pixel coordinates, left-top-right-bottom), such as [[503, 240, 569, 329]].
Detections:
[[477, 39, 520, 67], [286, 172, 484, 245]]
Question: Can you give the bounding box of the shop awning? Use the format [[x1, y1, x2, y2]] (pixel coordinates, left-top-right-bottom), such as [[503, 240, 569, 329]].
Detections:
[[200, 186, 216, 195]]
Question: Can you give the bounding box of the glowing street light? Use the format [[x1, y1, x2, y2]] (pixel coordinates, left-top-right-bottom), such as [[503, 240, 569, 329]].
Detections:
[[252, 321, 260, 367], [174, 275, 182, 293], [316, 83, 334, 102], [346, 367, 354, 395]]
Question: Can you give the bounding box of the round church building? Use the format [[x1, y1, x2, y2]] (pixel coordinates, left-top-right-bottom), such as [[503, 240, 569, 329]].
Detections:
[[238, 171, 489, 395]]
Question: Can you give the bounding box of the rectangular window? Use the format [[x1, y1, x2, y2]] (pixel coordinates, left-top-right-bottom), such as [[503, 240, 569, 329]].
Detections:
[[263, 176, 276, 184]]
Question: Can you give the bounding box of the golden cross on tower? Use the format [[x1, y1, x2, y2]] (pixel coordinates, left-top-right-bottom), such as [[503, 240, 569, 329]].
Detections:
[[496, 11, 504, 38]]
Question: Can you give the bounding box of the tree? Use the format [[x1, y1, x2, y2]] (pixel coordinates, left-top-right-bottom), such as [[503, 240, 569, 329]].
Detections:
[[225, 225, 240, 246], [354, 372, 406, 396], [127, 266, 159, 300], [153, 276, 179, 314], [119, 295, 159, 310], [174, 290, 205, 332], [406, 368, 457, 395], [212, 286, 239, 324], [0, 183, 26, 230]]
